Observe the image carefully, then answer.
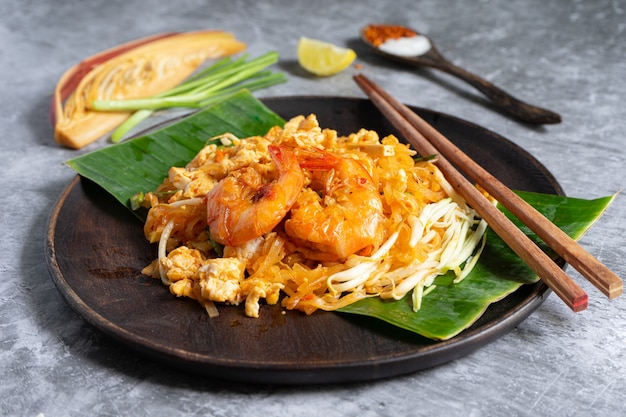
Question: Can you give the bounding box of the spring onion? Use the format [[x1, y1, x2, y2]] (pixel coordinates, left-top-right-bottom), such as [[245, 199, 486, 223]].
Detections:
[[90, 51, 286, 142]]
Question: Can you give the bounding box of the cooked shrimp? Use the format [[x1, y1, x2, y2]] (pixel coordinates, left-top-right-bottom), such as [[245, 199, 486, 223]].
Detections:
[[206, 145, 305, 247], [285, 148, 386, 261]]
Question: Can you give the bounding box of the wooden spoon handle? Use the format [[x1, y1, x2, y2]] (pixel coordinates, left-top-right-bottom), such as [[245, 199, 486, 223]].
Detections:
[[431, 57, 562, 124]]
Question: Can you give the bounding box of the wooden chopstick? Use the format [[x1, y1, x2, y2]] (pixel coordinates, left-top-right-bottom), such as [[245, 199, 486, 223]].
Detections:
[[355, 73, 601, 312], [354, 74, 622, 301]]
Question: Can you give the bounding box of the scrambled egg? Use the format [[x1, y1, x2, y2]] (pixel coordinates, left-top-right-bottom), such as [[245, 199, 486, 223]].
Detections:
[[196, 258, 244, 304], [152, 241, 283, 318], [168, 135, 275, 200]]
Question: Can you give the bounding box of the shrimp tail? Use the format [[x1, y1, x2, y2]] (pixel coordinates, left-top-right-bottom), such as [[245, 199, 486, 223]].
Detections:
[[296, 147, 341, 171]]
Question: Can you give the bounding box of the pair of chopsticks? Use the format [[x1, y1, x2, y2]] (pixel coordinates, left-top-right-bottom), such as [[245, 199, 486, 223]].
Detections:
[[354, 74, 622, 312]]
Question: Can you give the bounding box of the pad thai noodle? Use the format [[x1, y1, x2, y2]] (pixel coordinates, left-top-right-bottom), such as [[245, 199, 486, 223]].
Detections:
[[139, 114, 488, 318]]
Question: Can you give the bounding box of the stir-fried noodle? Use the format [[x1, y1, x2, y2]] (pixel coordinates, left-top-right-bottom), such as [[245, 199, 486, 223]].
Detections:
[[140, 115, 487, 318]]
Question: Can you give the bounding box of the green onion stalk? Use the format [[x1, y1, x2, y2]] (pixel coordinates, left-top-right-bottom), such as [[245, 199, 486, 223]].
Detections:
[[90, 51, 286, 142]]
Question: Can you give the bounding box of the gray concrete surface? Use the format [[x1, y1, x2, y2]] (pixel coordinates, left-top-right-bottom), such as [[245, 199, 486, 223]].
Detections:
[[2, 0, 625, 416]]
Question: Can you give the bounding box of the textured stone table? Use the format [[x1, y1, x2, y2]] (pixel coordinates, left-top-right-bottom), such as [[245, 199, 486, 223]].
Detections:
[[2, 0, 625, 416]]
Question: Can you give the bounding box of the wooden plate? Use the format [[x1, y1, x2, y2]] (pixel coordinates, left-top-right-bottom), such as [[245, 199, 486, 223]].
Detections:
[[45, 96, 560, 384]]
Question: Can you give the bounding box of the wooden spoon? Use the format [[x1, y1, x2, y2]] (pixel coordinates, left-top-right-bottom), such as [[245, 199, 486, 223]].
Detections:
[[361, 24, 562, 124]]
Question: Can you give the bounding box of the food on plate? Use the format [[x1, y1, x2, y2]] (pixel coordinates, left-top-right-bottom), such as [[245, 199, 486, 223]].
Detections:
[[139, 114, 488, 318], [297, 37, 357, 76], [53, 30, 246, 149]]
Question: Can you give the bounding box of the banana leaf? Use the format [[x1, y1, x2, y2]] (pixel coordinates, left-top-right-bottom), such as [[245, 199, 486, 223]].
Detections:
[[338, 191, 616, 340], [65, 91, 616, 341]]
